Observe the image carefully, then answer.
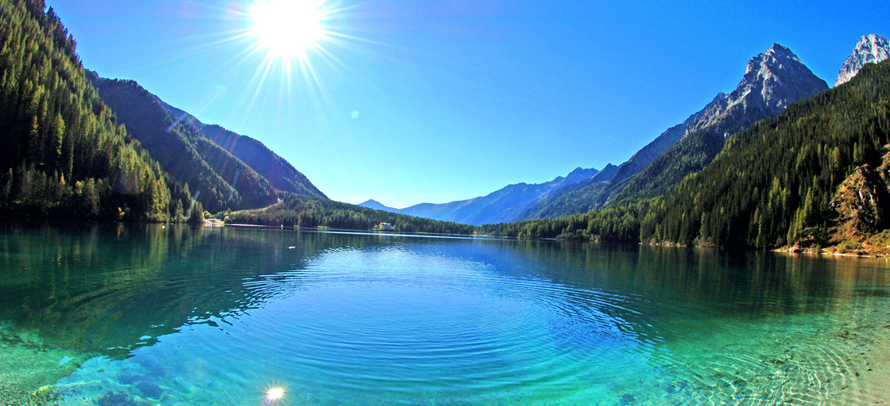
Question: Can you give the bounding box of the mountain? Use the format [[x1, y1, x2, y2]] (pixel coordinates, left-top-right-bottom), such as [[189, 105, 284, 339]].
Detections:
[[359, 199, 399, 213], [582, 163, 619, 184], [481, 59, 890, 253], [516, 164, 618, 220], [643, 59, 890, 249], [516, 44, 829, 220], [836, 34, 890, 87], [365, 167, 599, 225], [158, 100, 325, 199], [90, 76, 280, 213], [612, 43, 830, 203], [400, 166, 600, 225], [0, 0, 198, 222]]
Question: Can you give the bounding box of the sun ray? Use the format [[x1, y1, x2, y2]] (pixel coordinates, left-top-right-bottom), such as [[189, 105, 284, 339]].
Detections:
[[241, 56, 278, 124]]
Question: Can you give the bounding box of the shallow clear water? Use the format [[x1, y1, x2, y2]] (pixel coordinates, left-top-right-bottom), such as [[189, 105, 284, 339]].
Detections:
[[0, 223, 888, 405]]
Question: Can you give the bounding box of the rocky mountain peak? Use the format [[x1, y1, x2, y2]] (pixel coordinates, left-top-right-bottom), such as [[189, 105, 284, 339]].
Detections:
[[835, 34, 890, 87], [562, 167, 599, 185], [744, 44, 799, 75], [686, 43, 827, 135]]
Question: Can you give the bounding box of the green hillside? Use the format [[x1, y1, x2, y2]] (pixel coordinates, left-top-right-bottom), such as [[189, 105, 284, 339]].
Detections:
[[158, 100, 326, 199], [612, 129, 726, 203], [91, 76, 280, 213], [0, 0, 198, 221]]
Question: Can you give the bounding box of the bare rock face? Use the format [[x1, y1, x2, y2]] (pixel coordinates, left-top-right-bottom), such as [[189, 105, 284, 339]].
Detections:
[[836, 34, 890, 87], [829, 148, 890, 242], [830, 165, 885, 237]]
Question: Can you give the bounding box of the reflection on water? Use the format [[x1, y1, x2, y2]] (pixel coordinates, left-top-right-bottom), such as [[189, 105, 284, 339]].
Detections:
[[0, 222, 888, 405]]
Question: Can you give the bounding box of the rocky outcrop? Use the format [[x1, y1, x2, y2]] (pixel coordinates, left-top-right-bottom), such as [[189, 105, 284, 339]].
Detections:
[[829, 148, 890, 242]]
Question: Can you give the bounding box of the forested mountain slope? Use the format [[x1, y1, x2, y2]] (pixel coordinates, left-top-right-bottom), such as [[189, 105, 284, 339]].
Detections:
[[642, 60, 890, 248], [159, 100, 325, 198], [0, 0, 198, 221], [91, 76, 280, 213], [226, 193, 477, 235]]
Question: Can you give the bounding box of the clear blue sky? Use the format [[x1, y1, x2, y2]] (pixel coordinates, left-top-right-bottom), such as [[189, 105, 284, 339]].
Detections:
[[52, 0, 888, 208]]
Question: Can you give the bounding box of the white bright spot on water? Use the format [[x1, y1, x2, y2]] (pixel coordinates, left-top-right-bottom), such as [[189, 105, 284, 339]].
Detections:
[[351, 110, 361, 120], [264, 386, 285, 403]]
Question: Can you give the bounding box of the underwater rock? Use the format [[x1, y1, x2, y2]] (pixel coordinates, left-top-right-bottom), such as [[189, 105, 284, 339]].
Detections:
[[136, 380, 164, 399], [97, 391, 150, 406], [619, 393, 636, 405]]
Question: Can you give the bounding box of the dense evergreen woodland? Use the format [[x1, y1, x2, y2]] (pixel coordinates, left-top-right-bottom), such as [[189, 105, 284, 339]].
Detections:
[[613, 130, 726, 204], [482, 60, 890, 251], [0, 0, 202, 222]]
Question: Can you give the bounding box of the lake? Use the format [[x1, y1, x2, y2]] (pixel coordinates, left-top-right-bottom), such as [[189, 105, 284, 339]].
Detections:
[[0, 222, 888, 405]]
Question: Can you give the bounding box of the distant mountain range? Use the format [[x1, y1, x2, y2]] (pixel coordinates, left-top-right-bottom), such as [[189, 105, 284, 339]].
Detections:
[[374, 36, 889, 226], [480, 55, 890, 254], [359, 199, 399, 213], [359, 167, 600, 225]]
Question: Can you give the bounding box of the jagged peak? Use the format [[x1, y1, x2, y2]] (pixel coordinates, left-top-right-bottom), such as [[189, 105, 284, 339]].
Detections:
[[857, 34, 889, 49], [682, 42, 827, 137], [565, 166, 594, 177], [836, 34, 890, 87], [745, 43, 805, 75], [765, 43, 795, 58]]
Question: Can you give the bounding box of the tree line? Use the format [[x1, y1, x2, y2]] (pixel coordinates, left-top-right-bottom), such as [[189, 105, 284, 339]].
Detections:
[[224, 193, 477, 235]]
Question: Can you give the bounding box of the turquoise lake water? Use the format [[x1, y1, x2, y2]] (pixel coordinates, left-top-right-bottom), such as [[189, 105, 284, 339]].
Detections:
[[0, 223, 888, 405]]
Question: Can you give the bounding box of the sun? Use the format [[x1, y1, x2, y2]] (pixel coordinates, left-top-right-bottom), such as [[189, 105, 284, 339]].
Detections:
[[249, 0, 327, 60]]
